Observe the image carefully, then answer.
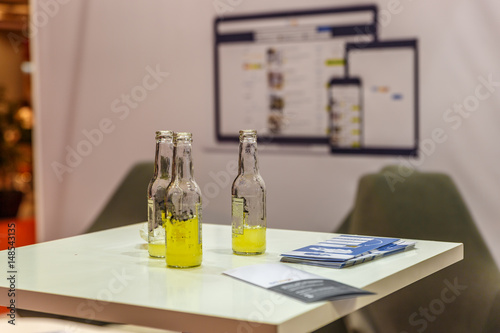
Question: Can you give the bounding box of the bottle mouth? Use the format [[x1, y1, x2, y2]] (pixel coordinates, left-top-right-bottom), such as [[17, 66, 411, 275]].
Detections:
[[174, 132, 193, 143], [239, 129, 257, 139], [155, 130, 174, 139]]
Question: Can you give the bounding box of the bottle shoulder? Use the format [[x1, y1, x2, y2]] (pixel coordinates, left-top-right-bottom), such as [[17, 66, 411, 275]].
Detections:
[[148, 178, 171, 196], [149, 178, 171, 190], [231, 174, 266, 195], [232, 173, 265, 185], [167, 179, 201, 196]]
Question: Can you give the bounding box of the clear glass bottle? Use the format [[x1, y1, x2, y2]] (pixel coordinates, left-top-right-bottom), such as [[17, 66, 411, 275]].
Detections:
[[165, 132, 202, 268], [147, 130, 174, 258], [231, 129, 266, 255]]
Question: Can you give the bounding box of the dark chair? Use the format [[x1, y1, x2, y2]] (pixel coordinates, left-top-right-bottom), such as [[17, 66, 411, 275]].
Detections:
[[336, 165, 500, 333], [86, 162, 154, 233]]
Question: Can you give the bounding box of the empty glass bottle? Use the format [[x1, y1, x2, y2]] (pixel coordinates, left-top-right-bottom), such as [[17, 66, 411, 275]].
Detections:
[[231, 129, 266, 255], [147, 130, 174, 258], [165, 132, 202, 268]]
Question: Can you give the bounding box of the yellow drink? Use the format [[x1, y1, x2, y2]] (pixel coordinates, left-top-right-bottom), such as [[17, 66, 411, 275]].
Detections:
[[166, 216, 202, 268], [148, 210, 167, 258], [233, 225, 266, 255], [148, 242, 165, 258]]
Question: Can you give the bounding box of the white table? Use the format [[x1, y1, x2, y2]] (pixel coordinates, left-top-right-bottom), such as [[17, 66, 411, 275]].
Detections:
[[0, 224, 463, 333]]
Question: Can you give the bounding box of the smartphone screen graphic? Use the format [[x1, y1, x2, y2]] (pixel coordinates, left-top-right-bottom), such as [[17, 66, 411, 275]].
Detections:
[[328, 78, 362, 149]]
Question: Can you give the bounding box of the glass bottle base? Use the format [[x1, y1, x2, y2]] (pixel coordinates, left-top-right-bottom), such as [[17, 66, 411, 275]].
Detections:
[[232, 250, 265, 256], [167, 263, 202, 268], [232, 226, 266, 255], [148, 243, 165, 258]]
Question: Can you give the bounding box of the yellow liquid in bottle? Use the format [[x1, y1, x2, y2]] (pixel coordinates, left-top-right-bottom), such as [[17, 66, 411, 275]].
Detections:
[[166, 217, 202, 268], [232, 225, 266, 255], [148, 242, 165, 258], [148, 207, 167, 258]]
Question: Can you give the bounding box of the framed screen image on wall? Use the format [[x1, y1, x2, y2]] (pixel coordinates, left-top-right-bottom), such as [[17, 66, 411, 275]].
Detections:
[[214, 5, 378, 145]]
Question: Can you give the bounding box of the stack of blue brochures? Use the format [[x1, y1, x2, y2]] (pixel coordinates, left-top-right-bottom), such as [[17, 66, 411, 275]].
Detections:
[[280, 235, 416, 268]]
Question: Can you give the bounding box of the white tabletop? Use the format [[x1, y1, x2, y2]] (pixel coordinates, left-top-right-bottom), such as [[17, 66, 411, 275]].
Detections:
[[0, 223, 463, 333]]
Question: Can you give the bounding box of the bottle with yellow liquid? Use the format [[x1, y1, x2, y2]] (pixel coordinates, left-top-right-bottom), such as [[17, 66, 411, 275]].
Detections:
[[165, 132, 202, 268], [147, 130, 174, 258], [232, 129, 266, 255]]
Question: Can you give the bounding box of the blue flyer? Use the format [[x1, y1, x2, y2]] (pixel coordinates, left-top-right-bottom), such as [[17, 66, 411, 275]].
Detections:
[[281, 235, 400, 261]]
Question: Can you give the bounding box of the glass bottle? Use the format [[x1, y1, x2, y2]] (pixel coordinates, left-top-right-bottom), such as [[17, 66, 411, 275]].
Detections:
[[148, 130, 174, 258], [165, 132, 202, 268], [231, 129, 266, 255]]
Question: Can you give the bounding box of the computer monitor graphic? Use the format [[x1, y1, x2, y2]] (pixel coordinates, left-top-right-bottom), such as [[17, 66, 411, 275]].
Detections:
[[214, 6, 378, 144]]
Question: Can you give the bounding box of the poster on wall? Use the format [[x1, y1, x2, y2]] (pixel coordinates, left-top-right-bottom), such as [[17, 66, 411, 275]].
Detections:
[[214, 5, 418, 156]]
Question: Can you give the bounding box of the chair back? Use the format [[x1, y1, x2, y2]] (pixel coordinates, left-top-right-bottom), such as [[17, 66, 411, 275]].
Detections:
[[339, 165, 500, 333], [86, 162, 154, 233]]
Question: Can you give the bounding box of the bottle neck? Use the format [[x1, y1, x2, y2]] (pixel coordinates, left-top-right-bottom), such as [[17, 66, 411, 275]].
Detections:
[[239, 139, 259, 175], [173, 141, 194, 181], [154, 138, 173, 179]]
